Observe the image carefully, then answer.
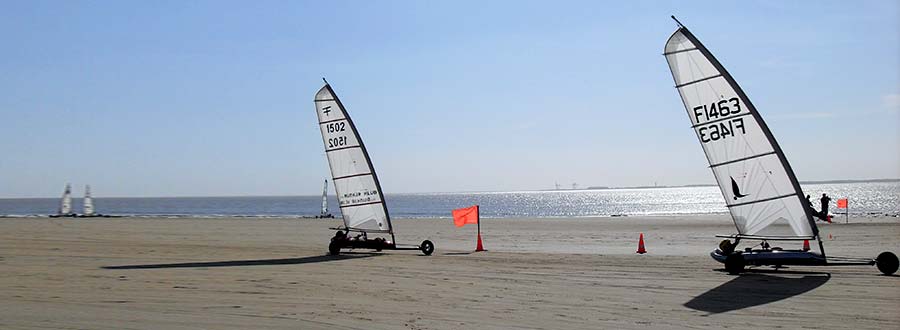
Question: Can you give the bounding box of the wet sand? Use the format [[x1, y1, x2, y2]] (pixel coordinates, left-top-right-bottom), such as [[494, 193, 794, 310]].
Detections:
[[1, 216, 898, 329]]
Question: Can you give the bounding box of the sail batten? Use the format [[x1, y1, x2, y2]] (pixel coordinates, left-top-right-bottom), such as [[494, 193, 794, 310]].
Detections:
[[314, 83, 393, 233], [663, 47, 698, 56], [690, 112, 751, 128], [665, 26, 816, 238], [676, 74, 723, 88], [325, 145, 363, 153], [710, 151, 777, 168], [727, 193, 796, 208], [333, 173, 374, 180]]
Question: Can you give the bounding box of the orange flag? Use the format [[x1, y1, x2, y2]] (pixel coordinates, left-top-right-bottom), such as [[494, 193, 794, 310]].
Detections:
[[837, 198, 848, 209], [452, 205, 479, 227]]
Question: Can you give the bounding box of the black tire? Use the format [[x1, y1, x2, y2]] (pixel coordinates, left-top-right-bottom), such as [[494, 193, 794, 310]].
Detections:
[[724, 253, 745, 275], [374, 238, 384, 252], [329, 240, 341, 255], [420, 240, 434, 256], [875, 252, 898, 275]]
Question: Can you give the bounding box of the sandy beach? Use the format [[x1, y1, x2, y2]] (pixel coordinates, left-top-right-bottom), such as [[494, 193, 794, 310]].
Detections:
[[1, 215, 898, 329]]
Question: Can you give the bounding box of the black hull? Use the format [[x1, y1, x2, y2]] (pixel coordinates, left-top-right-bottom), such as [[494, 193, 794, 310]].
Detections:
[[712, 248, 826, 267], [711, 248, 900, 275]]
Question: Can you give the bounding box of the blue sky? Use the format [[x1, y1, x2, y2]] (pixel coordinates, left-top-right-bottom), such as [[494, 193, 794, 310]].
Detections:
[[1, 0, 897, 197]]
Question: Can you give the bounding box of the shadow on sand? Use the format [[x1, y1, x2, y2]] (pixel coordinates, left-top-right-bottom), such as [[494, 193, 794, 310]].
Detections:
[[684, 269, 831, 314], [102, 253, 377, 270]]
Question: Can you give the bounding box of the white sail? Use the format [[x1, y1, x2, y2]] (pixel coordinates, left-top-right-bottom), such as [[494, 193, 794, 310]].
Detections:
[[664, 25, 816, 238], [83, 185, 95, 216], [59, 183, 73, 215], [320, 179, 329, 216], [314, 83, 392, 233]]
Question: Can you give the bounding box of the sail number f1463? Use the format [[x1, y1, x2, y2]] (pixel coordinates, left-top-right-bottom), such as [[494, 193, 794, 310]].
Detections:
[[693, 97, 747, 143]]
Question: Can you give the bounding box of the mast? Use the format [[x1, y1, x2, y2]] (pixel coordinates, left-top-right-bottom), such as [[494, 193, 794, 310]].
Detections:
[[664, 18, 819, 250]]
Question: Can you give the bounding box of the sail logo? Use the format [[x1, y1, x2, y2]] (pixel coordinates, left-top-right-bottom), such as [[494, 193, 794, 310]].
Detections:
[[339, 189, 381, 205], [730, 176, 749, 200], [322, 105, 332, 116]]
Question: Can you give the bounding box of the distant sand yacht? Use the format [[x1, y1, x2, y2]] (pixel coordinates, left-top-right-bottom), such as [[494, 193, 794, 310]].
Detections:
[[78, 185, 106, 217], [316, 179, 334, 218], [49, 183, 77, 218], [77, 185, 115, 218]]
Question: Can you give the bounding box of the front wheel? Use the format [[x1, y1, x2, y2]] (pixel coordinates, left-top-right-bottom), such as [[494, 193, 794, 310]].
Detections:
[[724, 253, 745, 275], [875, 252, 898, 275], [420, 240, 434, 256]]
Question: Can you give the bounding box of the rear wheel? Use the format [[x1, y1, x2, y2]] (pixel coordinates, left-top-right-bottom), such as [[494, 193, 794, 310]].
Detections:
[[875, 252, 898, 275], [725, 253, 745, 275], [374, 238, 384, 252], [420, 240, 434, 256], [329, 240, 341, 255]]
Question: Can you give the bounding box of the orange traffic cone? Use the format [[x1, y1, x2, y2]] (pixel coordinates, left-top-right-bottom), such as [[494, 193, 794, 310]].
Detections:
[[636, 233, 647, 254], [802, 239, 810, 251], [475, 233, 485, 252]]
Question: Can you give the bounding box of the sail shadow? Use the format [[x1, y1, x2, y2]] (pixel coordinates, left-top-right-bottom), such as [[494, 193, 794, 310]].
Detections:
[[102, 254, 376, 270], [684, 272, 830, 314]]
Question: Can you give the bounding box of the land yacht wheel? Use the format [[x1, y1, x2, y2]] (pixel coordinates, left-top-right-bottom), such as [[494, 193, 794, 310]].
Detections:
[[876, 252, 898, 275], [420, 240, 434, 256], [329, 240, 342, 255], [329, 231, 345, 255], [725, 253, 745, 275]]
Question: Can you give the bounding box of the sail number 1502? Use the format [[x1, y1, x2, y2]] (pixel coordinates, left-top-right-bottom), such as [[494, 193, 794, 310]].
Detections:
[[326, 122, 346, 133], [328, 136, 347, 148]]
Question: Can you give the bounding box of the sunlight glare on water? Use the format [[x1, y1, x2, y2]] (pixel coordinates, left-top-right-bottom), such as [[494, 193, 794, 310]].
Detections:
[[0, 182, 897, 218]]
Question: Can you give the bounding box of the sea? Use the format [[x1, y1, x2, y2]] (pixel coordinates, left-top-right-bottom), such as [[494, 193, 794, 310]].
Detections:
[[1, 182, 897, 219]]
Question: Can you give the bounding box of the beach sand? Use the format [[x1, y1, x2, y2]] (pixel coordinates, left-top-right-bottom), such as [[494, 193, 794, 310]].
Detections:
[[1, 215, 898, 329]]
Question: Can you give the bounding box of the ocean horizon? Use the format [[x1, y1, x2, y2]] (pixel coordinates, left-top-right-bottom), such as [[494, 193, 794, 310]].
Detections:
[[2, 181, 897, 219]]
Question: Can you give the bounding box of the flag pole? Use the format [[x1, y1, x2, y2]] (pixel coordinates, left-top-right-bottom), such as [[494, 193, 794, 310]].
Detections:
[[846, 199, 849, 224], [476, 205, 480, 238], [475, 205, 484, 252]]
